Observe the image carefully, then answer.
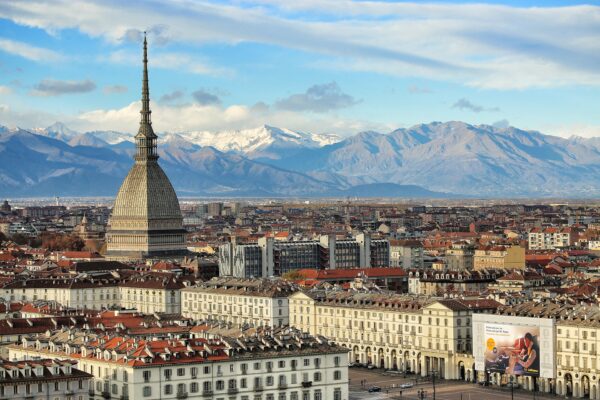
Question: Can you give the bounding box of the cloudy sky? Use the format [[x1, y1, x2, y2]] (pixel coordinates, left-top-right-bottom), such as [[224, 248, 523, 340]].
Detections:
[[1, 0, 600, 137]]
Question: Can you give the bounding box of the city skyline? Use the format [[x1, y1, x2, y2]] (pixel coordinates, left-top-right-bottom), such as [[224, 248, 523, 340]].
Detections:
[[1, 0, 600, 138]]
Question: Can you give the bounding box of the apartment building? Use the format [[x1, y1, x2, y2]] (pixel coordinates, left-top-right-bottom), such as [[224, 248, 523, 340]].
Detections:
[[10, 329, 349, 400], [389, 240, 424, 268], [0, 359, 92, 400], [181, 277, 299, 327], [473, 245, 525, 270], [528, 227, 574, 250], [445, 243, 475, 270], [407, 269, 503, 295], [219, 234, 390, 278], [289, 289, 500, 380]]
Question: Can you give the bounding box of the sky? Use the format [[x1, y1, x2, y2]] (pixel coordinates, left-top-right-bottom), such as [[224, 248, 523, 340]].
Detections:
[[1, 0, 600, 138]]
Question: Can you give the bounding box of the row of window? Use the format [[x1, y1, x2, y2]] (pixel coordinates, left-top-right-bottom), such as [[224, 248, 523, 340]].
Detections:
[[142, 386, 343, 400]]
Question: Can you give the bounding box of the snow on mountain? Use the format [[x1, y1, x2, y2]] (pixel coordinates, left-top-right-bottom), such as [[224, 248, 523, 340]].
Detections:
[[181, 125, 340, 159], [32, 122, 79, 141]]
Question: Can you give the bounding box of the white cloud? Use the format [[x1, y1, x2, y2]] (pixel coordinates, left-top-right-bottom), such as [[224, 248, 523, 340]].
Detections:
[[63, 100, 389, 136], [2, 1, 600, 88], [104, 49, 229, 76], [0, 38, 63, 62]]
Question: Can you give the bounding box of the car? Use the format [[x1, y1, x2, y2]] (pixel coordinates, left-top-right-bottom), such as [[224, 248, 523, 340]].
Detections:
[[348, 362, 357, 368], [399, 383, 414, 389], [367, 364, 376, 369], [478, 381, 490, 386], [368, 386, 382, 393]]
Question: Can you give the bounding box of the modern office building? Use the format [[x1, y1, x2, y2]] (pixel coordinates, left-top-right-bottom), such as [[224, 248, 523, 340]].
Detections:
[[219, 233, 390, 277]]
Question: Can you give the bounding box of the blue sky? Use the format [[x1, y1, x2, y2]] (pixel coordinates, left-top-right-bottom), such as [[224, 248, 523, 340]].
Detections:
[[0, 0, 600, 137]]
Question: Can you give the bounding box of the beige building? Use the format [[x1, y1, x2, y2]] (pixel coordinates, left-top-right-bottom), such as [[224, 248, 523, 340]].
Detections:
[[289, 290, 500, 380], [473, 245, 525, 270]]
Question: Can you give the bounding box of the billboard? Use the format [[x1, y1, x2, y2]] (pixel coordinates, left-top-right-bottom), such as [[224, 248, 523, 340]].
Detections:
[[473, 314, 555, 379], [483, 323, 540, 377]]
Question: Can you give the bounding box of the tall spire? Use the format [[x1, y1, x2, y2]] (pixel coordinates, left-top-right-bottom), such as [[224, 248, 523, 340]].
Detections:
[[135, 32, 158, 161]]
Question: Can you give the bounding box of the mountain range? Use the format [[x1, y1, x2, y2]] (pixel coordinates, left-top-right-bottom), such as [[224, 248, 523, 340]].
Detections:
[[2, 121, 600, 198]]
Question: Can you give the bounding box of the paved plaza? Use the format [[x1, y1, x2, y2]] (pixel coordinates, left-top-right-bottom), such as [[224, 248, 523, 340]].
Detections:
[[349, 368, 557, 400]]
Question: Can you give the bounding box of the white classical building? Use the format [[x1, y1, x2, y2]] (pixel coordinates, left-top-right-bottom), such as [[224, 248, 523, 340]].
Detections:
[[181, 277, 299, 327], [10, 328, 348, 400], [0, 358, 92, 400], [290, 289, 500, 381], [0, 275, 192, 314]]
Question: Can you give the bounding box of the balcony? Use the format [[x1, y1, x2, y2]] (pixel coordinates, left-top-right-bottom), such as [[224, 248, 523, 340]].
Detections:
[[302, 381, 313, 388], [120, 396, 129, 400], [102, 391, 111, 399], [227, 388, 239, 394], [201, 390, 213, 397], [254, 385, 264, 392], [177, 392, 189, 399], [278, 383, 288, 390]]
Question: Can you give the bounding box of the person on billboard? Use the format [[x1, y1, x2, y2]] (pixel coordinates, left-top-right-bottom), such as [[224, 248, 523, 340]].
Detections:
[[508, 332, 539, 376]]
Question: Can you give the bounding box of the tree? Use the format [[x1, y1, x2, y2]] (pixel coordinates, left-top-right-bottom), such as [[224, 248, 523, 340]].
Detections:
[[282, 270, 306, 281]]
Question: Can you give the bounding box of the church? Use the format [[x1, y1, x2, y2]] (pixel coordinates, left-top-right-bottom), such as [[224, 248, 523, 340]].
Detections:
[[105, 35, 188, 261]]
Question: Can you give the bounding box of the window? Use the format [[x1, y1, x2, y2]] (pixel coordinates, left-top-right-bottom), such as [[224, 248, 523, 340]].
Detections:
[[164, 369, 172, 380], [177, 368, 185, 376], [190, 382, 199, 393], [266, 376, 274, 386], [314, 390, 322, 400], [165, 384, 173, 395], [241, 378, 247, 388], [204, 366, 211, 374], [143, 371, 151, 382], [303, 359, 310, 367], [334, 388, 342, 400], [112, 384, 118, 394], [278, 360, 285, 368], [334, 370, 342, 380], [303, 391, 310, 400], [334, 356, 340, 367], [191, 367, 197, 378], [143, 386, 152, 397], [177, 383, 186, 395], [203, 382, 212, 392], [229, 379, 237, 389], [314, 372, 322, 382], [216, 380, 225, 390]]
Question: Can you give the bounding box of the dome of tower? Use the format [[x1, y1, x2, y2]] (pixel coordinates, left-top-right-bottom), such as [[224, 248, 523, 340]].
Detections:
[[111, 162, 182, 221]]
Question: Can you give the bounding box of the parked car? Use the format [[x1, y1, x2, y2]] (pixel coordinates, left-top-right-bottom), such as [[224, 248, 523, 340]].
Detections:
[[367, 364, 376, 370], [368, 386, 382, 393], [400, 383, 414, 389]]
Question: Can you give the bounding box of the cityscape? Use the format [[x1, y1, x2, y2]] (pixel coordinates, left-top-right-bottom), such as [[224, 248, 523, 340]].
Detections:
[[1, 1, 600, 400]]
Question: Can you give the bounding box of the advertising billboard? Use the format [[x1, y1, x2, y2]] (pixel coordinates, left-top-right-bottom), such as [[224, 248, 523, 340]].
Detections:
[[473, 314, 555, 379], [483, 323, 540, 377]]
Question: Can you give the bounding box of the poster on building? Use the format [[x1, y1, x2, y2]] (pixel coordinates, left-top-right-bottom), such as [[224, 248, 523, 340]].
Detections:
[[483, 323, 541, 377]]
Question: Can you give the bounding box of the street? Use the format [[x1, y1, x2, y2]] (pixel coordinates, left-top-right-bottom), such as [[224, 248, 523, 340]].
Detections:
[[349, 368, 555, 400]]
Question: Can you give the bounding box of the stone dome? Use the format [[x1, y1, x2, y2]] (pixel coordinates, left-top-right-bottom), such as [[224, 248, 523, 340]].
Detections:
[[111, 162, 182, 221]]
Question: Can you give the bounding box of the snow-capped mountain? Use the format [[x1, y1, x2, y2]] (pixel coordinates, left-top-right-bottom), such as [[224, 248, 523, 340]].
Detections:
[[6, 120, 600, 197], [178, 125, 340, 160]]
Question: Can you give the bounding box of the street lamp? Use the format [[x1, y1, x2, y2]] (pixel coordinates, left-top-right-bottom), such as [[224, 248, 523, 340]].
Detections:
[[431, 369, 437, 400], [509, 375, 514, 400]]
